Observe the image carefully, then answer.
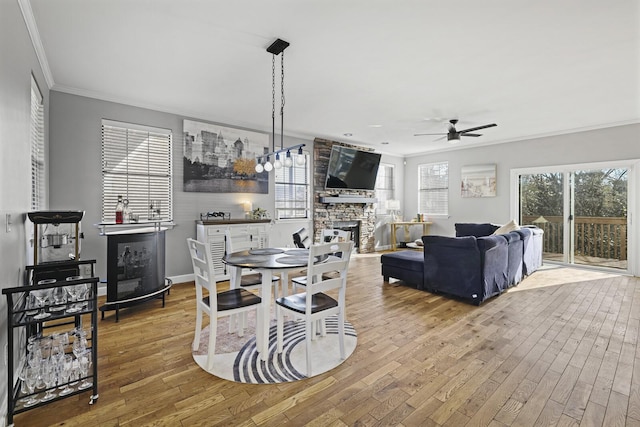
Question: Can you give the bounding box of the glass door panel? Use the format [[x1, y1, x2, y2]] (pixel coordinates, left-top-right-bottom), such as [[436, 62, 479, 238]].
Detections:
[[519, 172, 564, 263], [571, 168, 628, 270], [518, 168, 629, 270]]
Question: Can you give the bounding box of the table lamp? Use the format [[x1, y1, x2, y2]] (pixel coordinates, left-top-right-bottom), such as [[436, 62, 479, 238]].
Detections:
[[385, 199, 401, 221], [242, 201, 253, 219]]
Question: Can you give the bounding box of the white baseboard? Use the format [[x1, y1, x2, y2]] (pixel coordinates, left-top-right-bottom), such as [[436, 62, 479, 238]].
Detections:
[[169, 273, 193, 285]]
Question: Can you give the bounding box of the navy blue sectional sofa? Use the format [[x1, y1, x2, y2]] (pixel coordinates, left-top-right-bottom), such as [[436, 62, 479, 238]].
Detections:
[[381, 222, 543, 305]]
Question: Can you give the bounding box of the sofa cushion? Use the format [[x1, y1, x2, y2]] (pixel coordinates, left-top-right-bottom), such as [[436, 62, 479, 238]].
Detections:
[[380, 250, 424, 272], [498, 231, 523, 286], [492, 219, 521, 235], [455, 223, 499, 237]]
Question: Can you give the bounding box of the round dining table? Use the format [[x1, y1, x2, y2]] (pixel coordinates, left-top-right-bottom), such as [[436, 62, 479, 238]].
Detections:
[[222, 247, 321, 360]]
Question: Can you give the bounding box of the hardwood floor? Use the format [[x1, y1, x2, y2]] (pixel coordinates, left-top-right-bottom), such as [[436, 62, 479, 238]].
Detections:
[[14, 254, 640, 426]]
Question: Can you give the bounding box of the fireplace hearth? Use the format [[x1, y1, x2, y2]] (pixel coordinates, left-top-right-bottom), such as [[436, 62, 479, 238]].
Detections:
[[331, 221, 360, 248]]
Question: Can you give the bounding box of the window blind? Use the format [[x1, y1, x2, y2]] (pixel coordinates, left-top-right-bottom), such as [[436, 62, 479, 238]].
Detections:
[[418, 161, 448, 215], [30, 76, 45, 211], [274, 153, 310, 219], [375, 163, 395, 214], [101, 120, 172, 222]]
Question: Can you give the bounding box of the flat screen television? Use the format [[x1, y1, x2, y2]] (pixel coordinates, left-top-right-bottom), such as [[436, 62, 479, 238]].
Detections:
[[325, 145, 382, 190]]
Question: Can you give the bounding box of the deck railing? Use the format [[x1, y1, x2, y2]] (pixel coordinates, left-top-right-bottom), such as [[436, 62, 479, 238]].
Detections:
[[522, 215, 627, 261]]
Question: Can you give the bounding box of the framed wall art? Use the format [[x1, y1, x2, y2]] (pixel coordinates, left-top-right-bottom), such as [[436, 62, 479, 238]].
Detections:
[[183, 119, 269, 193], [461, 164, 497, 198]]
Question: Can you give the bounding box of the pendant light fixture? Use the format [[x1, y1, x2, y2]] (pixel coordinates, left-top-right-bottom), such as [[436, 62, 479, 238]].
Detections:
[[255, 38, 305, 173]]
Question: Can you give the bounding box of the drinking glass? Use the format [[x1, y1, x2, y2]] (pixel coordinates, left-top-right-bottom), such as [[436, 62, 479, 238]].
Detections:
[[78, 350, 93, 390], [74, 283, 89, 310], [50, 287, 67, 312], [50, 333, 67, 366], [32, 288, 52, 320], [64, 284, 80, 314], [25, 292, 39, 316], [69, 359, 80, 386], [72, 334, 87, 359], [26, 347, 41, 373], [58, 355, 74, 396], [23, 366, 39, 407], [40, 362, 57, 401]]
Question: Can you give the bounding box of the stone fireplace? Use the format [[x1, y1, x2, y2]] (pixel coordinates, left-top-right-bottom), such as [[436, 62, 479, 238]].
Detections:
[[313, 138, 377, 253]]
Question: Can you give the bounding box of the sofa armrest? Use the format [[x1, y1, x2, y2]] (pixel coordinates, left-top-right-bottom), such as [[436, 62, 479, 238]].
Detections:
[[477, 235, 509, 294], [422, 235, 483, 303]]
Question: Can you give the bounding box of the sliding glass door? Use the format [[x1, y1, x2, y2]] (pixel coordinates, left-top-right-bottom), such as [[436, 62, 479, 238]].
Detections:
[[517, 164, 630, 271]]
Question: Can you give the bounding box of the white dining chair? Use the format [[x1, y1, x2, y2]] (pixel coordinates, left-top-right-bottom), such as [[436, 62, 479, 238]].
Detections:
[[275, 241, 354, 377], [292, 228, 349, 290], [187, 238, 262, 371], [225, 229, 280, 292]]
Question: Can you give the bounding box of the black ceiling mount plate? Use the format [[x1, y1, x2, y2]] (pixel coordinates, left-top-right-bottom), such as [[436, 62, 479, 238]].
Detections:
[[267, 38, 290, 55]]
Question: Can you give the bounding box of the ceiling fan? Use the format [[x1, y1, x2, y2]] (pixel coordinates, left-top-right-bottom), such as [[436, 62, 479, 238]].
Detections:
[[414, 119, 497, 143]]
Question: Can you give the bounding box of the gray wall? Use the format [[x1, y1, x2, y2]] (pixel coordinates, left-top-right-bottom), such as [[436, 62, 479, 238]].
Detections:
[[49, 91, 316, 281], [403, 124, 640, 239], [0, 0, 51, 415]]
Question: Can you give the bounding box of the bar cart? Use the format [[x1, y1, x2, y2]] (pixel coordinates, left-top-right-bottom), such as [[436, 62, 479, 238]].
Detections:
[[3, 260, 99, 426]]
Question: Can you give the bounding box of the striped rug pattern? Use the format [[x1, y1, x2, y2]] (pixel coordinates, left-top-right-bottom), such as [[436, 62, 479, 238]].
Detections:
[[193, 315, 357, 383]]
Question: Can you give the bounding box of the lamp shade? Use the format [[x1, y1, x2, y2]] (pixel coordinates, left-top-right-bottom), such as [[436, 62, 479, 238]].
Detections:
[[385, 199, 401, 210], [242, 201, 253, 212]]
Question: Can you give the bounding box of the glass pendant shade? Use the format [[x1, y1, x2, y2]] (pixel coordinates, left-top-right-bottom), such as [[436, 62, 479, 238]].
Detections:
[[284, 151, 293, 167]]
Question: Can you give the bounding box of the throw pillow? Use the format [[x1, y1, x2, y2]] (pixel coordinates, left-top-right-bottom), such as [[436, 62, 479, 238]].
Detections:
[[492, 219, 521, 235]]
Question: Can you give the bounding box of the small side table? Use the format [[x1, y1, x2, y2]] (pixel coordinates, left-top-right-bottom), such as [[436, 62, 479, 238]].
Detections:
[[390, 221, 432, 251]]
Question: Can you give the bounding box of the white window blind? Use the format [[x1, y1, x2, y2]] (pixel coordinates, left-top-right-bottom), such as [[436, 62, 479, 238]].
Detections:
[[418, 161, 448, 216], [101, 120, 172, 222], [375, 163, 395, 214], [30, 76, 45, 211], [274, 153, 310, 219]]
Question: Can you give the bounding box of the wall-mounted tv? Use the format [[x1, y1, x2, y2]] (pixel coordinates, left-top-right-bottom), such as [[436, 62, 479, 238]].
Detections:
[[325, 145, 382, 191]]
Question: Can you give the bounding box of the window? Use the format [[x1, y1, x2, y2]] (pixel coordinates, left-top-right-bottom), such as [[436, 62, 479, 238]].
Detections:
[[274, 152, 310, 219], [418, 161, 448, 216], [375, 163, 395, 214], [101, 120, 172, 222], [30, 75, 45, 211]]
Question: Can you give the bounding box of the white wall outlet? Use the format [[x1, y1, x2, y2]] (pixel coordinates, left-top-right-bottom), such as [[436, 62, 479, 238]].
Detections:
[[5, 213, 11, 233]]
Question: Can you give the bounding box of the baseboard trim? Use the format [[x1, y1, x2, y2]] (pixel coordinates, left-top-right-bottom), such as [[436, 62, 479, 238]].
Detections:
[[169, 273, 193, 285]]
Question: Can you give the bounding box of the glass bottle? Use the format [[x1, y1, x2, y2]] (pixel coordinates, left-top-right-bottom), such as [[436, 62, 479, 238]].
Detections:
[[122, 199, 131, 224], [115, 195, 124, 224]]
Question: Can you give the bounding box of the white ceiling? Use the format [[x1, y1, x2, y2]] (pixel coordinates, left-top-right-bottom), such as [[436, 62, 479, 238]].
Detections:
[[27, 0, 640, 156]]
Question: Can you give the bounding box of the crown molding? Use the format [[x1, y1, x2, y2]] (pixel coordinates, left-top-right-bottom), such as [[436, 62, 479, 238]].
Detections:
[[18, 0, 54, 89]]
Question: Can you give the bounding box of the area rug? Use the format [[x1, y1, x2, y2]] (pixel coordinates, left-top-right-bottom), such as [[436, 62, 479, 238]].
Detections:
[[192, 314, 357, 383]]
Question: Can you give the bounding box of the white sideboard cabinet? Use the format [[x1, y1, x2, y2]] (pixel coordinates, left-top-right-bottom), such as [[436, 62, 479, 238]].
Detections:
[[195, 219, 272, 281]]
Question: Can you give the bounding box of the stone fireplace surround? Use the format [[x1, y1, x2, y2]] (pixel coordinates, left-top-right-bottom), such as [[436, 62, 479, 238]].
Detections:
[[313, 138, 377, 253]]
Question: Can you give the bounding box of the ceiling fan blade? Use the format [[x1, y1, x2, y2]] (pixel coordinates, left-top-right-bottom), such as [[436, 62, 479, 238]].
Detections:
[[458, 123, 497, 134], [414, 133, 446, 136], [461, 133, 482, 137]]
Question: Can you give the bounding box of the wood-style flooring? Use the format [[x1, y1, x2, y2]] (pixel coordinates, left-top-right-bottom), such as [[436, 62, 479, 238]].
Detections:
[[14, 253, 640, 427]]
